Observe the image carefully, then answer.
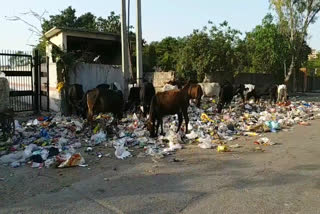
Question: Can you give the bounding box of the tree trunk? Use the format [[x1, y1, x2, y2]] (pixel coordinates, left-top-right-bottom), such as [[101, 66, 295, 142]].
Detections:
[[285, 55, 296, 92]]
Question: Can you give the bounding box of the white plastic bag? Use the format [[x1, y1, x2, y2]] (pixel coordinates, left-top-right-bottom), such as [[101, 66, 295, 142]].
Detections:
[[186, 131, 198, 140], [163, 141, 182, 152], [90, 131, 107, 145], [114, 143, 131, 159], [198, 136, 213, 149]]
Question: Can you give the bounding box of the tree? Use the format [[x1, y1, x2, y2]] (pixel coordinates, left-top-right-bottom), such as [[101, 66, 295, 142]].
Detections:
[[306, 53, 320, 76], [270, 0, 320, 91], [176, 21, 241, 82], [42, 6, 77, 33], [154, 37, 183, 71], [177, 31, 212, 81], [8, 51, 29, 66], [96, 11, 121, 34], [244, 14, 290, 82], [75, 13, 97, 31]]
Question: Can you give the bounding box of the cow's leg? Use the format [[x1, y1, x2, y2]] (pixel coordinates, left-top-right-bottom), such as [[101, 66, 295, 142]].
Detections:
[[155, 118, 160, 136], [177, 112, 183, 133], [269, 94, 273, 104], [240, 93, 245, 103], [182, 109, 189, 134], [143, 104, 147, 117], [196, 97, 201, 108], [160, 117, 165, 136]]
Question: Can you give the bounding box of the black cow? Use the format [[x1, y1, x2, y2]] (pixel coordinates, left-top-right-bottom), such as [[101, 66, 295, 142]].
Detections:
[[126, 87, 141, 112], [269, 85, 278, 104], [217, 82, 234, 113], [246, 85, 279, 104], [140, 82, 156, 117], [96, 84, 110, 90], [233, 83, 246, 102], [87, 88, 124, 121], [67, 84, 84, 116]]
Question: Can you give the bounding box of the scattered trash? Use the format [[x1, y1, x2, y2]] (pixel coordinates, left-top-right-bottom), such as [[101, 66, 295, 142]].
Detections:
[[244, 132, 258, 137], [217, 145, 228, 152], [114, 142, 131, 159], [198, 136, 213, 149], [91, 131, 107, 145], [86, 147, 93, 152], [254, 137, 276, 146], [298, 121, 311, 126], [229, 144, 240, 148], [186, 131, 198, 140], [163, 141, 182, 152], [58, 153, 85, 168]]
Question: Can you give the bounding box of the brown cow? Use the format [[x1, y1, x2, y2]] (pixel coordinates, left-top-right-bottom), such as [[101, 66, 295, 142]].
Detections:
[[146, 82, 191, 137], [188, 84, 203, 107]]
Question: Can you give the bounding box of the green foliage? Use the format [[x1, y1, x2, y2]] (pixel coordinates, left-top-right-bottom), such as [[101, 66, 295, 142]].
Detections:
[[244, 14, 290, 81], [96, 12, 121, 34], [142, 15, 311, 83], [306, 53, 320, 76], [42, 6, 121, 34], [176, 22, 242, 82], [8, 51, 29, 66], [42, 6, 77, 33]]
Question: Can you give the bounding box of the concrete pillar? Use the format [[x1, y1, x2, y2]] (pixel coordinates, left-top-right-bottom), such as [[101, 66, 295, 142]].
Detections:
[[121, 0, 130, 100], [136, 0, 143, 86]]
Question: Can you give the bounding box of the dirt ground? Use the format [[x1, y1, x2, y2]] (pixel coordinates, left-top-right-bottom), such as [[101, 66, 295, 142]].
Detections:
[[1, 94, 320, 214]]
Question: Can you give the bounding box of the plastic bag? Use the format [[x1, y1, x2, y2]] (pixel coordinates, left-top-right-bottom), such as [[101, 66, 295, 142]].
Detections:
[[186, 131, 198, 140], [0, 152, 24, 164], [41, 149, 49, 161], [163, 141, 182, 152], [58, 137, 68, 147], [24, 144, 38, 158], [197, 136, 213, 149], [167, 131, 182, 144], [90, 131, 107, 145], [114, 143, 131, 159], [255, 137, 275, 146]]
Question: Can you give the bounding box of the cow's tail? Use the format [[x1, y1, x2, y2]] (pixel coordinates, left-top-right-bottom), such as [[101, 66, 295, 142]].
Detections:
[[197, 85, 203, 99], [149, 95, 157, 121], [86, 89, 100, 121]]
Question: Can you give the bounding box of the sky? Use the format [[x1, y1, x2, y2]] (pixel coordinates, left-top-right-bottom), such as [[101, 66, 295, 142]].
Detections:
[[1, 0, 320, 51]]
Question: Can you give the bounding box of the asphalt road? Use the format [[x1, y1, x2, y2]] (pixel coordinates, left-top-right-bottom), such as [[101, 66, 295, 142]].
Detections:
[[1, 119, 320, 214]]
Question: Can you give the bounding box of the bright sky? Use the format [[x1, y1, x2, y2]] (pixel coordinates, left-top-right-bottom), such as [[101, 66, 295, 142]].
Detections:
[[1, 0, 320, 51]]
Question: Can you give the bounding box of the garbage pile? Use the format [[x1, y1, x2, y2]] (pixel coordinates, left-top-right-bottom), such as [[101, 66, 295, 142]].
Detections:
[[0, 97, 320, 169], [186, 98, 320, 149]]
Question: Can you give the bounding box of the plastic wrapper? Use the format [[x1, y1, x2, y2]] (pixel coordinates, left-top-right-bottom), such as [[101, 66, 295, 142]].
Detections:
[[58, 153, 85, 168]]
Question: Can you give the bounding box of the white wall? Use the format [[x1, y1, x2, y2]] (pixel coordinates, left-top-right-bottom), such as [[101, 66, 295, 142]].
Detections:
[[68, 63, 123, 93]]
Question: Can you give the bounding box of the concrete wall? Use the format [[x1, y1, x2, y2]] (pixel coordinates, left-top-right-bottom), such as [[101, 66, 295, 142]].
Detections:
[[68, 63, 123, 93], [47, 33, 64, 63], [144, 71, 175, 92], [234, 73, 277, 87], [47, 63, 61, 112]]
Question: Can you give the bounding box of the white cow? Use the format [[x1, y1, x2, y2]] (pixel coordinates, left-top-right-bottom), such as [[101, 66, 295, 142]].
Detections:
[[162, 84, 178, 92], [243, 84, 255, 101], [199, 83, 220, 97], [277, 84, 287, 103]]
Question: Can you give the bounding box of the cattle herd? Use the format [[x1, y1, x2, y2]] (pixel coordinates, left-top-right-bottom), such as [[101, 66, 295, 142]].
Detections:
[[67, 81, 288, 137]]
